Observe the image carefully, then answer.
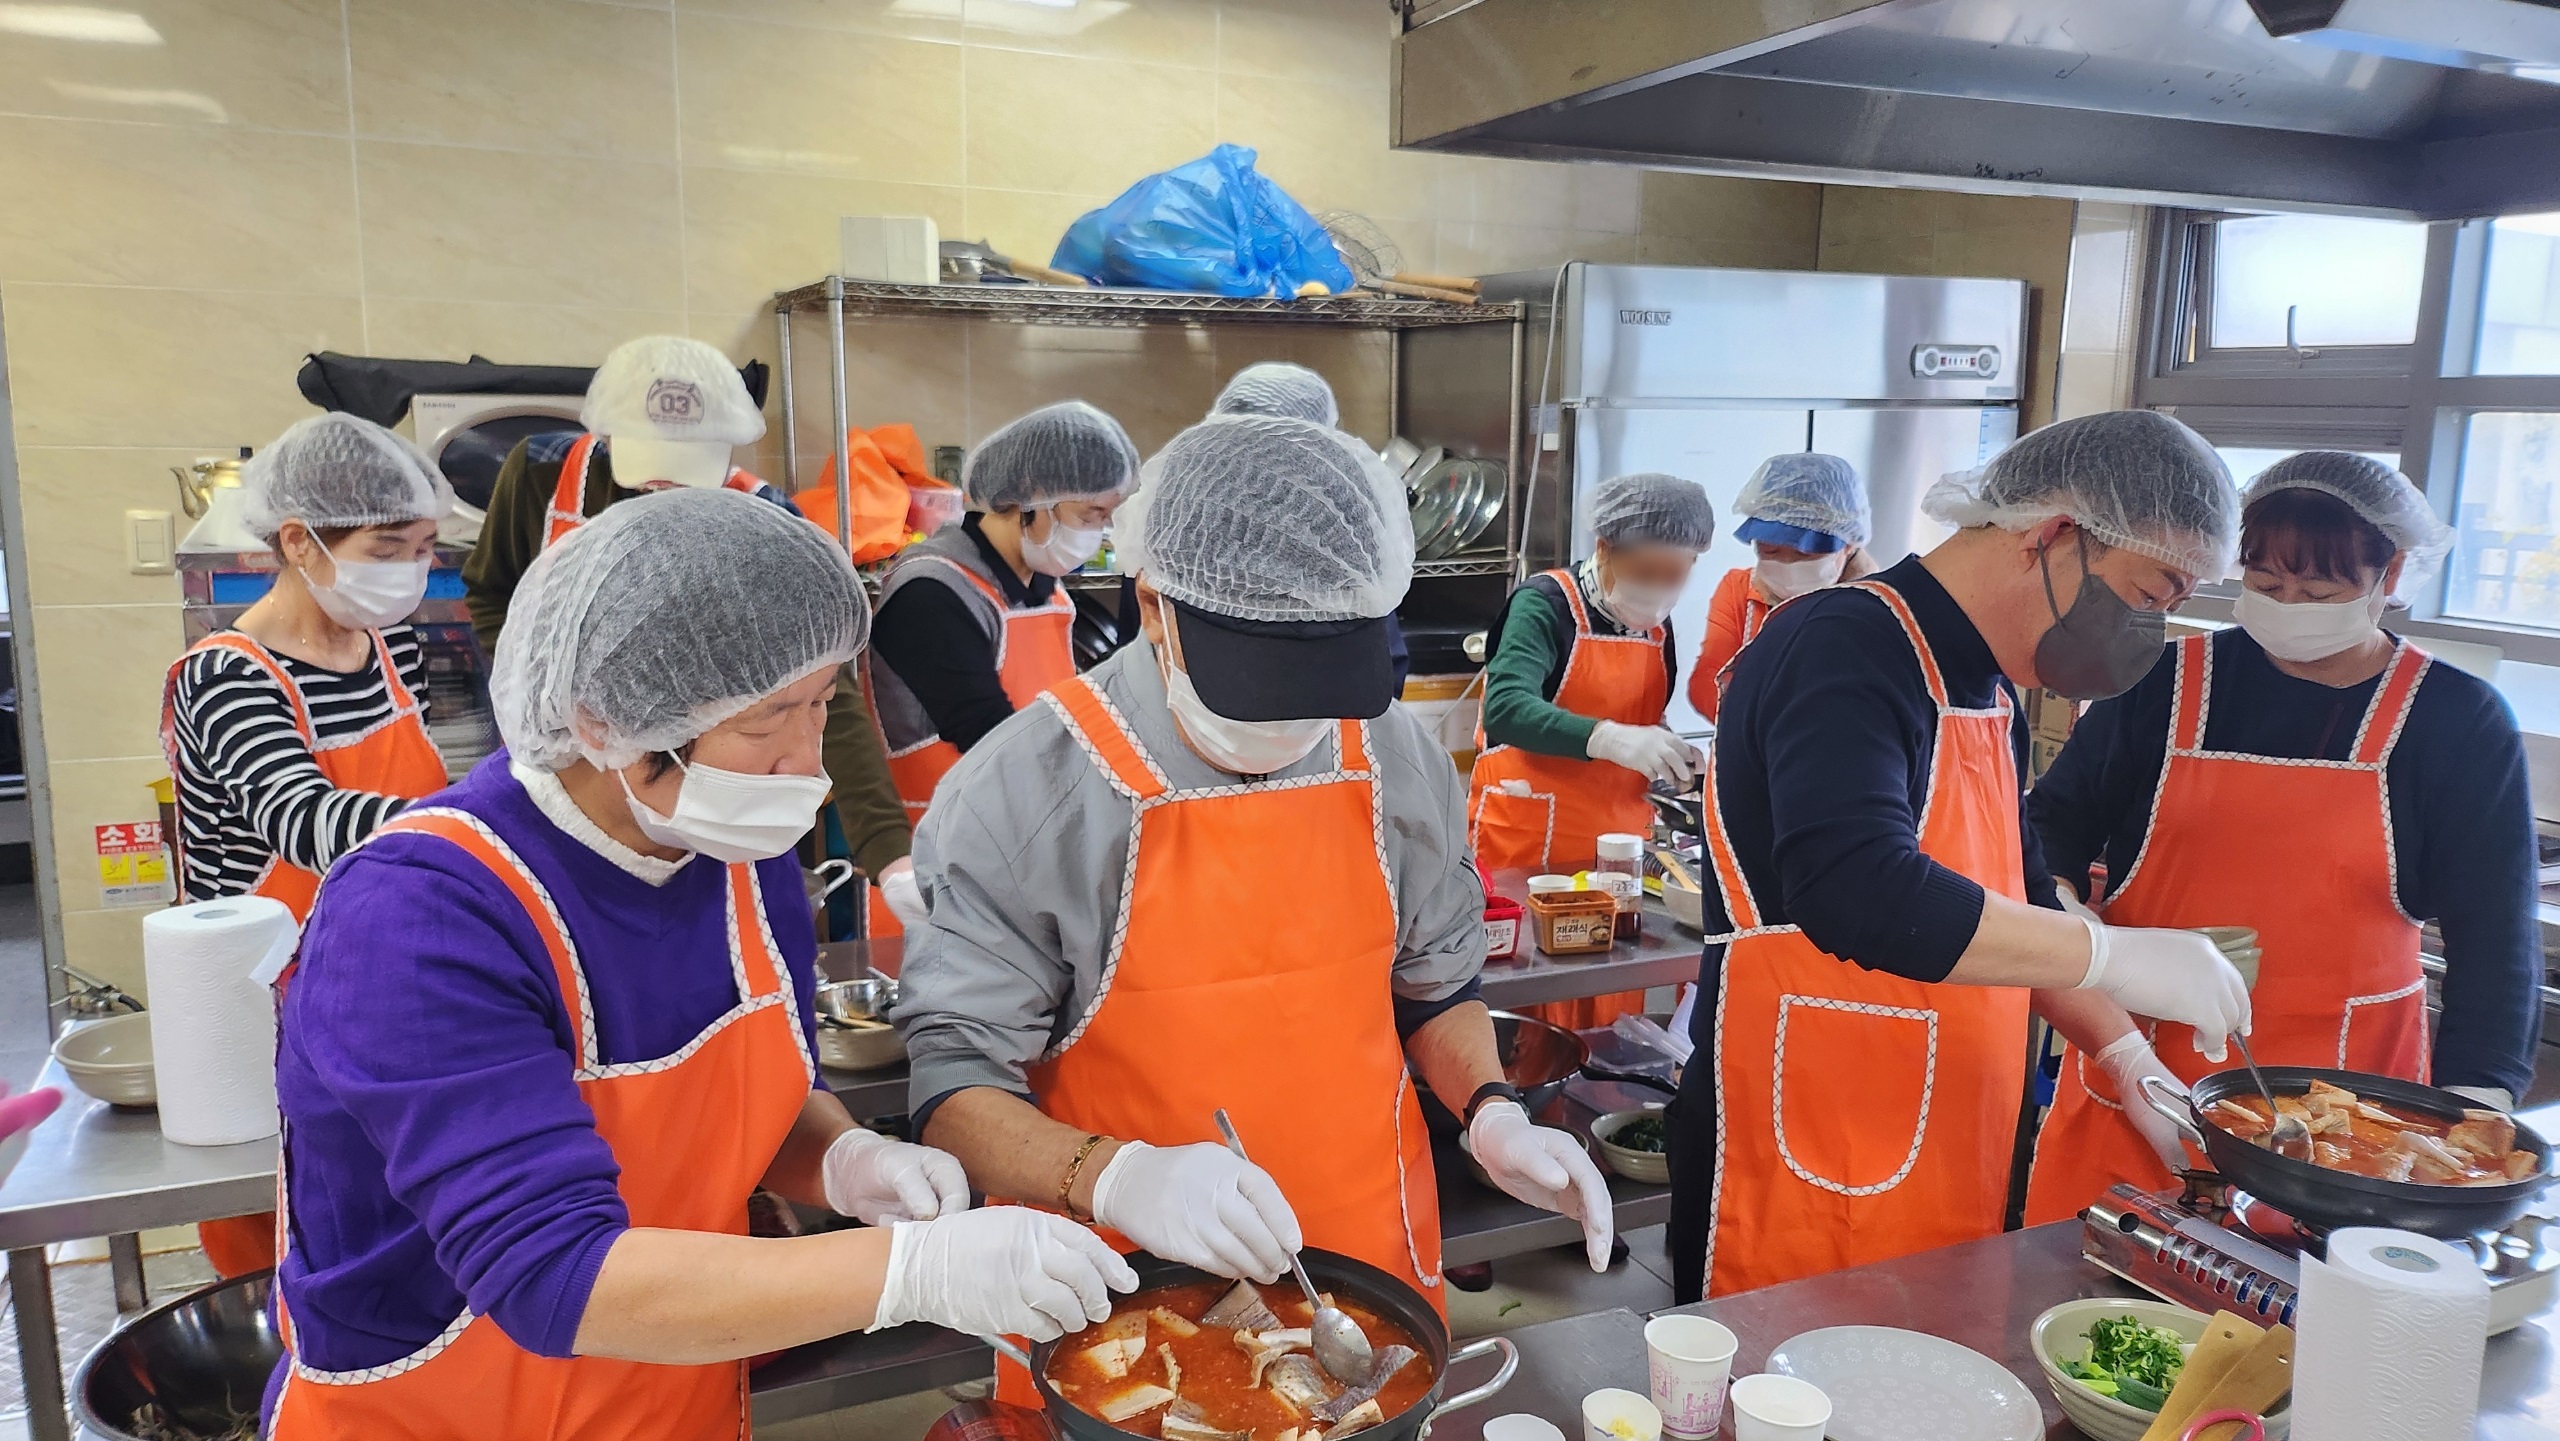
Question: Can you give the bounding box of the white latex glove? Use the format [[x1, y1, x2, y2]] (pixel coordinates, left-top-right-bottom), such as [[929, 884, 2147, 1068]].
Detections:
[[2074, 916, 2250, 1064], [2094, 1032, 2191, 1174], [1089, 1140, 1301, 1283], [821, 1126, 971, 1225], [2051, 882, 2099, 927], [1586, 720, 1695, 787], [2449, 1085, 2516, 1113], [1467, 1100, 1615, 1271], [876, 856, 928, 929], [868, 1206, 1139, 1341]]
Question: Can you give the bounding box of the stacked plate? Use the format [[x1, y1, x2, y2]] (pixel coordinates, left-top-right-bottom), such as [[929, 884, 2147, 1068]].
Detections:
[[1395, 441, 1504, 561]]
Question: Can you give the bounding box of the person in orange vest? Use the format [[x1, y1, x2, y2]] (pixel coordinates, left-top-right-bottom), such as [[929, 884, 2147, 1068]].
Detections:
[[259, 490, 1132, 1439], [161, 413, 458, 1278], [1689, 453, 1877, 724], [463, 335, 913, 945], [896, 416, 1617, 1408], [1666, 411, 2255, 1303], [1469, 472, 1715, 1031], [2021, 453, 2540, 1223], [865, 401, 1139, 927]]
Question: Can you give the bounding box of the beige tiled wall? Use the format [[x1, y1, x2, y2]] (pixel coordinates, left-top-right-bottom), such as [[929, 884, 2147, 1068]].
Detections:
[[0, 0, 1827, 994], [1816, 187, 2079, 430]]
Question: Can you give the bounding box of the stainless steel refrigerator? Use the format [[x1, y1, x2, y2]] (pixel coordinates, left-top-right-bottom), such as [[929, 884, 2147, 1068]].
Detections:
[[1405, 263, 2026, 735]]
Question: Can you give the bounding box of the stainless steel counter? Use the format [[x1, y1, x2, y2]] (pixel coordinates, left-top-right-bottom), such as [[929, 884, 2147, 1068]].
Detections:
[[1423, 1222, 2560, 1439]]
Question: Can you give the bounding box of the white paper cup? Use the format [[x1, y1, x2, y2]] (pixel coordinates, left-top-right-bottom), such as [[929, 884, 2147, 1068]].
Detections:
[[1643, 1315, 1738, 1438], [1528, 873, 1578, 894], [1580, 1387, 1662, 1441], [1729, 1373, 1831, 1441], [1483, 1417, 1569, 1441]]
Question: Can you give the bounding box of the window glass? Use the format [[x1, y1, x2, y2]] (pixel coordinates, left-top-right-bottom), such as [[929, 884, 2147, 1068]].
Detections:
[[2446, 412, 2560, 629], [2209, 215, 2428, 350], [2478, 212, 2560, 375]]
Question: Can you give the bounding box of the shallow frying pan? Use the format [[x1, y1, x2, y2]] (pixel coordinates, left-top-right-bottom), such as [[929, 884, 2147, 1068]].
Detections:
[[1007, 1248, 1517, 1441], [2140, 1065, 2556, 1237]]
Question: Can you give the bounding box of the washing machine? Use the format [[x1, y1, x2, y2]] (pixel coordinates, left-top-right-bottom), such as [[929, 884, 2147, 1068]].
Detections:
[[406, 392, 587, 548]]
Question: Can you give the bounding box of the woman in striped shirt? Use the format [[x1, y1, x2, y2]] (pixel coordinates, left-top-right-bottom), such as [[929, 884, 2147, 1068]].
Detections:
[[160, 412, 454, 1276]]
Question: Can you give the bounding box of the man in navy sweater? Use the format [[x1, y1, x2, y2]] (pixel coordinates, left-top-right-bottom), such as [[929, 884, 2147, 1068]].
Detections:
[[1669, 411, 2254, 1302]]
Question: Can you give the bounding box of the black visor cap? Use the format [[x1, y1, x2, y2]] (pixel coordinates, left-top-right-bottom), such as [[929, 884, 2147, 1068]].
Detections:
[[1168, 598, 1397, 722]]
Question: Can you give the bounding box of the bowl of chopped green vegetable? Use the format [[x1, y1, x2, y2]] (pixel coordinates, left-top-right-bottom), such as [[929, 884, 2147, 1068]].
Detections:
[[2029, 1299, 2290, 1441], [1591, 1107, 1670, 1183]]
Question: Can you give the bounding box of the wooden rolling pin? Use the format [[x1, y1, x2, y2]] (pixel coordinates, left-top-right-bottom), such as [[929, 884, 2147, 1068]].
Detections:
[[1393, 270, 1482, 294], [1377, 277, 1481, 304]]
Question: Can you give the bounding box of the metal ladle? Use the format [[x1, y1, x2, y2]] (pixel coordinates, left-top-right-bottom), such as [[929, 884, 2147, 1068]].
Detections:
[[2230, 1032, 2311, 1160], [1211, 1108, 1374, 1384]]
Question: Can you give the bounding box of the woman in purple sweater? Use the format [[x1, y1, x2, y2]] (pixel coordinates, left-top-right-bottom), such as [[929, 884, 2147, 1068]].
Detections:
[[264, 489, 1132, 1440]]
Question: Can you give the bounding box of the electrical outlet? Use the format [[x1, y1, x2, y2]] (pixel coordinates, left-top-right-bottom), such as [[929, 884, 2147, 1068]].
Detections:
[[126, 509, 172, 575]]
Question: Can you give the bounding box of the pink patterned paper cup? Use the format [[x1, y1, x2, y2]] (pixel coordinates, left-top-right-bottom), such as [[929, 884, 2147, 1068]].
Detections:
[[1644, 1315, 1738, 1440]]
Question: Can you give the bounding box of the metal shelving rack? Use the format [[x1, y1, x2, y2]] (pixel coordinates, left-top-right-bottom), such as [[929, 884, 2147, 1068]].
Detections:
[[768, 276, 1530, 579]]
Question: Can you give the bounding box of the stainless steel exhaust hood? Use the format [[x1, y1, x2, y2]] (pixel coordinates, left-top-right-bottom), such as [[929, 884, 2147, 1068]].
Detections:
[[1394, 0, 2560, 218]]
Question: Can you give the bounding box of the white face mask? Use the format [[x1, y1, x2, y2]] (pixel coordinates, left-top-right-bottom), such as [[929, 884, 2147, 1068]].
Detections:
[[1600, 580, 1679, 631], [1021, 511, 1106, 577], [620, 755, 832, 862], [2235, 584, 2391, 663], [301, 556, 430, 630], [1158, 652, 1332, 776], [1755, 552, 1847, 603]]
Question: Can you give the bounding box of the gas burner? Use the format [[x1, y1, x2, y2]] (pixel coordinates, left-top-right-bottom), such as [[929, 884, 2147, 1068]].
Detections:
[[2081, 1183, 2560, 1336]]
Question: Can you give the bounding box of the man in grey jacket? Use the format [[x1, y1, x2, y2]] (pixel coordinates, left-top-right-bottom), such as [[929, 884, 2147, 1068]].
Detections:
[[895, 416, 1612, 1366]]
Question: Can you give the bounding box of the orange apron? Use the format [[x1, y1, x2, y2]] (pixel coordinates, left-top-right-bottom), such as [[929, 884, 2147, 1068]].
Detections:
[[161, 628, 449, 1279], [881, 556, 1078, 825], [2023, 636, 2432, 1223], [992, 673, 1442, 1407], [542, 434, 762, 549], [1468, 569, 1669, 1030], [1698, 579, 2031, 1295], [1687, 567, 1770, 724], [268, 807, 814, 1441]]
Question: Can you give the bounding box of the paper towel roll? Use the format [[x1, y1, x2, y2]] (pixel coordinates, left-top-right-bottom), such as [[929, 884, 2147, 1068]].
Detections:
[[142, 897, 295, 1146], [2292, 1226, 2490, 1441]]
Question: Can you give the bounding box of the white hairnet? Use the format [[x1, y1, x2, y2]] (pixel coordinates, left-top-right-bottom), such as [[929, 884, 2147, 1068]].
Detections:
[[1118, 415, 1411, 622], [961, 401, 1142, 511], [2242, 451, 2452, 562], [1923, 410, 2238, 579], [1737, 452, 1869, 546], [239, 413, 453, 542], [1592, 472, 1716, 551], [1210, 362, 1339, 427], [492, 489, 866, 771]]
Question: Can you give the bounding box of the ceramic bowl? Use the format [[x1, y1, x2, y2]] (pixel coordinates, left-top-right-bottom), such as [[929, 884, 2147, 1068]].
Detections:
[[1591, 1106, 1671, 1183], [2029, 1298, 2291, 1441], [53, 1013, 156, 1108]]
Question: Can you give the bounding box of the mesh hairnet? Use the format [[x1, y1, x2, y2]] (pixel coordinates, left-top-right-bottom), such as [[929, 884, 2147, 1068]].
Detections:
[[1922, 410, 2238, 579], [1736, 452, 1870, 546], [1591, 472, 1716, 551], [1210, 362, 1340, 427], [238, 413, 453, 541], [1118, 415, 1411, 622], [492, 488, 867, 771], [2242, 451, 2453, 564], [961, 401, 1143, 511]]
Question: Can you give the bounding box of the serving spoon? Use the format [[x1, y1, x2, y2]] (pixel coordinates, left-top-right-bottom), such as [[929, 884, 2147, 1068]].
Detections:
[[1212, 1108, 1374, 1384], [2230, 1032, 2311, 1160]]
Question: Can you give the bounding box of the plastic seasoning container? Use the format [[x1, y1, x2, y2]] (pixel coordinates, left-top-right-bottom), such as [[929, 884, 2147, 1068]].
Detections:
[[1484, 895, 1525, 961], [1595, 833, 1645, 940], [1527, 873, 1576, 897], [1527, 889, 1618, 954]]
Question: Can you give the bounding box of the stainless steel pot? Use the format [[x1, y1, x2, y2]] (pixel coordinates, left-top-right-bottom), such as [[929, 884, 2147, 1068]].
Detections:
[[76, 1270, 279, 1441], [1001, 1248, 1516, 1441], [816, 976, 904, 1071]]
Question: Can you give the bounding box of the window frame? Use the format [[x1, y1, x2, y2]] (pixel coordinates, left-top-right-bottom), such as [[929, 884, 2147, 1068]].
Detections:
[[2133, 209, 2560, 672]]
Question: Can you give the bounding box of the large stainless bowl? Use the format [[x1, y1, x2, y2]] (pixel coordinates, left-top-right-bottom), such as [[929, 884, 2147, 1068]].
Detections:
[[75, 1270, 279, 1441], [1421, 1010, 1590, 1133], [815, 977, 904, 1071]]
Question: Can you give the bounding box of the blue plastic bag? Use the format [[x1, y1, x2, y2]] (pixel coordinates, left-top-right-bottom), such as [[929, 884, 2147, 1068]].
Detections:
[[1052, 144, 1356, 298]]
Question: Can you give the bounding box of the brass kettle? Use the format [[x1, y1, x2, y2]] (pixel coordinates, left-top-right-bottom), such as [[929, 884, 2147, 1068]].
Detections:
[[171, 447, 251, 519]]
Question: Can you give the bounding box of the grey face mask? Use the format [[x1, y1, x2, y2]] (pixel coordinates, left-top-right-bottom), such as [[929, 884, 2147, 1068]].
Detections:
[[2032, 533, 2163, 701]]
